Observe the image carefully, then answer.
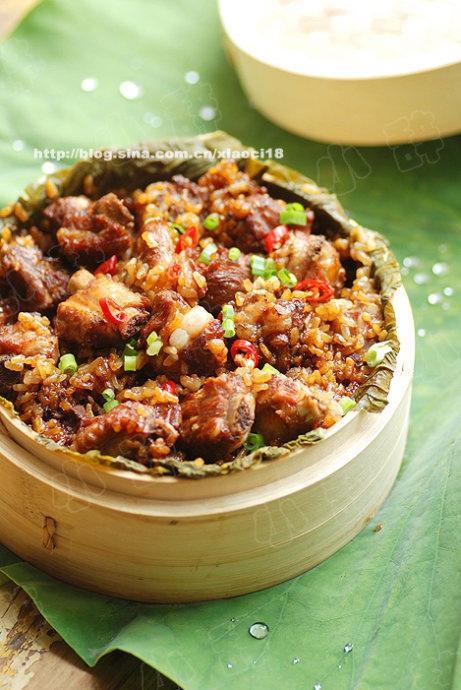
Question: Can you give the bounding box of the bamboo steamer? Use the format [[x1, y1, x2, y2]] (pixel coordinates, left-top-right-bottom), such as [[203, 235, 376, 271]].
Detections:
[[0, 286, 414, 603], [219, 0, 461, 145]]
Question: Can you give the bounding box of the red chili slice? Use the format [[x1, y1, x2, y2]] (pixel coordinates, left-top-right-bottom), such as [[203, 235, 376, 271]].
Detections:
[[230, 339, 259, 368], [264, 225, 289, 254], [175, 226, 199, 253], [99, 297, 126, 325], [295, 278, 334, 303], [160, 380, 178, 395], [95, 255, 118, 275]]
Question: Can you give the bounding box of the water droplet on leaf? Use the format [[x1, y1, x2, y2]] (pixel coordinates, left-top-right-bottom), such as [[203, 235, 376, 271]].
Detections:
[[313, 683, 322, 690], [41, 162, 57, 174], [403, 256, 418, 268], [417, 328, 426, 337], [413, 273, 429, 285], [12, 139, 24, 152], [143, 112, 162, 128], [185, 70, 200, 84], [119, 80, 144, 100], [432, 262, 449, 276], [427, 293, 443, 305], [80, 77, 98, 92], [443, 287, 454, 297], [344, 642, 353, 653], [249, 622, 269, 639], [199, 105, 216, 121], [227, 662, 233, 669], [292, 656, 300, 664]]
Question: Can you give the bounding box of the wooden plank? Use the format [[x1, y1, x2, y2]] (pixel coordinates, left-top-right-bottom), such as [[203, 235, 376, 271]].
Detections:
[[0, 580, 179, 689]]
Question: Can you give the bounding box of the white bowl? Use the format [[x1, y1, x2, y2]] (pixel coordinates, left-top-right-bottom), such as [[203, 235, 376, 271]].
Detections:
[[219, 0, 461, 145]]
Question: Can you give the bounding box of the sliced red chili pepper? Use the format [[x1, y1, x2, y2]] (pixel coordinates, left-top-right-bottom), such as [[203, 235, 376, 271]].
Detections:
[[295, 278, 334, 303], [264, 225, 289, 254], [95, 255, 118, 275], [230, 339, 259, 368], [99, 297, 126, 325], [175, 226, 199, 253], [160, 380, 178, 395]]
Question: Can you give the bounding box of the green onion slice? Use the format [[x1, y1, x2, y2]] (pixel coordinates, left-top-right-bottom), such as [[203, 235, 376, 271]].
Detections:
[[364, 341, 392, 367], [103, 399, 119, 413], [203, 213, 220, 231], [199, 242, 218, 265], [222, 318, 236, 338], [102, 388, 115, 402], [222, 304, 235, 320], [340, 397, 357, 415], [261, 363, 279, 375], [146, 331, 163, 357], [58, 353, 78, 375], [123, 354, 138, 371], [244, 432, 265, 452], [279, 202, 307, 226], [170, 222, 185, 234], [228, 247, 241, 261], [277, 268, 297, 287]]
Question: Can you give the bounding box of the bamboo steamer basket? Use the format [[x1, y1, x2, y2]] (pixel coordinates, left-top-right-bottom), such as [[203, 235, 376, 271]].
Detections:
[[0, 285, 414, 602], [219, 0, 461, 145], [0, 134, 413, 601]]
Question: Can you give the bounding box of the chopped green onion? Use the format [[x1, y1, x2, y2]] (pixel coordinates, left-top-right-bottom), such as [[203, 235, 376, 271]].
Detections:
[[199, 242, 218, 265], [250, 255, 266, 276], [277, 268, 297, 287], [244, 432, 265, 452], [146, 331, 159, 346], [364, 341, 392, 367], [222, 304, 235, 320], [228, 247, 241, 262], [103, 399, 119, 413], [263, 258, 277, 278], [170, 222, 185, 234], [146, 331, 163, 357], [261, 363, 279, 375], [340, 397, 357, 415], [222, 318, 236, 338], [102, 388, 115, 402], [58, 353, 78, 375], [203, 213, 220, 231], [280, 202, 307, 226], [124, 354, 138, 371]]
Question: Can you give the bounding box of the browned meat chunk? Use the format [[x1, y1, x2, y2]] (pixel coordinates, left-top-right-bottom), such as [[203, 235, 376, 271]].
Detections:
[[273, 232, 345, 291], [45, 193, 133, 266], [73, 400, 181, 462], [137, 217, 175, 269], [0, 312, 58, 360], [42, 195, 91, 232], [235, 294, 311, 371], [56, 275, 150, 348], [0, 243, 68, 312], [141, 289, 189, 338], [253, 373, 340, 445], [202, 248, 250, 309], [141, 291, 227, 377], [0, 312, 59, 397], [180, 373, 255, 461], [212, 194, 284, 253]]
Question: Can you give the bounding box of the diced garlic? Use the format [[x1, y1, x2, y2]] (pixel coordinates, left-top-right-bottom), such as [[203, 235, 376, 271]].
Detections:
[[169, 328, 190, 350], [180, 305, 212, 337]]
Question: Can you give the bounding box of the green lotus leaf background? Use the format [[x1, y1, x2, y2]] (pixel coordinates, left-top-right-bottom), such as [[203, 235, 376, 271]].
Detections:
[[0, 1, 460, 689]]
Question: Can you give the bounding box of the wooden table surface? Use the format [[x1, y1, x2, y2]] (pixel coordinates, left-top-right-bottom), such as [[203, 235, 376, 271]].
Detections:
[[0, 3, 178, 687]]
